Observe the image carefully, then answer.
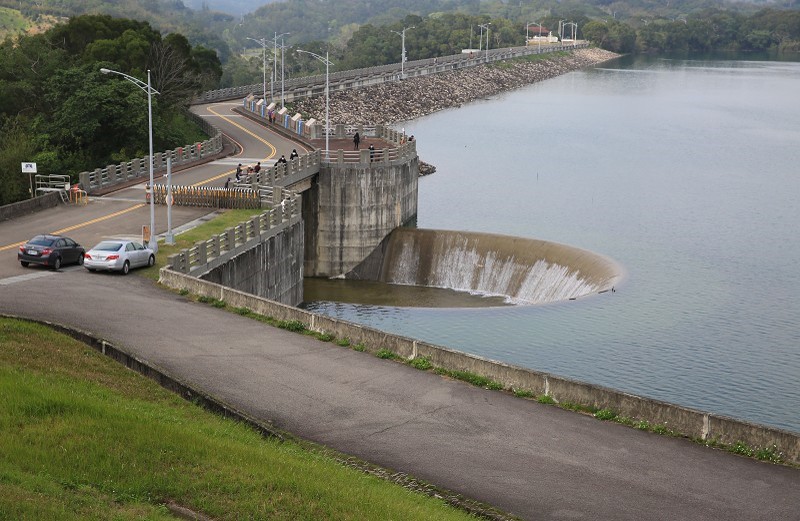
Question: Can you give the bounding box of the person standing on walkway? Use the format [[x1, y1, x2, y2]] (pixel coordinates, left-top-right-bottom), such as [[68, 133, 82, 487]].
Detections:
[[369, 143, 375, 162], [289, 149, 299, 161], [353, 132, 360, 150]]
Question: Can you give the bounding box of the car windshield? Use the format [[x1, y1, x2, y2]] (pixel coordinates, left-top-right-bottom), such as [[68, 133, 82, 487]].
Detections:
[[29, 236, 55, 246], [92, 242, 123, 252]]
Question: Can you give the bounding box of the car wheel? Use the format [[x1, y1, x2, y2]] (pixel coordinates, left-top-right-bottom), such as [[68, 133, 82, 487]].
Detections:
[[20, 261, 29, 268], [77, 254, 85, 266], [52, 256, 62, 270], [148, 254, 155, 267], [121, 260, 130, 275]]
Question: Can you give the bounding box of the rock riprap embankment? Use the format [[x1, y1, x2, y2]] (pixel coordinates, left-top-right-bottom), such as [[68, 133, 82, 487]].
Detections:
[[292, 48, 619, 125]]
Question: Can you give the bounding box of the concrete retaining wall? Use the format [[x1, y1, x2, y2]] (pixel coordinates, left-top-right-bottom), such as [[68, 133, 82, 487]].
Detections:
[[202, 219, 305, 306], [0, 192, 61, 221], [308, 160, 418, 277], [157, 268, 800, 465]]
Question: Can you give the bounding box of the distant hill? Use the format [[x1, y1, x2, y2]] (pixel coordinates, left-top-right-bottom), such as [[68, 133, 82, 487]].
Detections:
[[182, 0, 282, 17]]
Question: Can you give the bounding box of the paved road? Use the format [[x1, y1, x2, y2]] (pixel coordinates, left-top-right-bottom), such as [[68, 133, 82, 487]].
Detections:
[[0, 101, 306, 280], [1, 103, 798, 520]]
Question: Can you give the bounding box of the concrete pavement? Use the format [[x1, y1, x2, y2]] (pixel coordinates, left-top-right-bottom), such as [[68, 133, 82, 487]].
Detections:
[[0, 269, 797, 520]]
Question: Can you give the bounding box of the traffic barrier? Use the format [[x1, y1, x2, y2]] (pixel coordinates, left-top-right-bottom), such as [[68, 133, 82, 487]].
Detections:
[[151, 185, 261, 209]]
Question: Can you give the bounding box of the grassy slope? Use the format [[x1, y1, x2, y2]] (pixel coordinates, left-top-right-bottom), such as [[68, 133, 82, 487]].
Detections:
[[0, 317, 477, 520]]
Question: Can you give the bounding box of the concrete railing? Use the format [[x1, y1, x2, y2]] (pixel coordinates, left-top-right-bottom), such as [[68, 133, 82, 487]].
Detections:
[[166, 188, 300, 277], [156, 268, 800, 466], [237, 102, 417, 167], [196, 43, 590, 104], [0, 192, 61, 222], [78, 111, 224, 194]]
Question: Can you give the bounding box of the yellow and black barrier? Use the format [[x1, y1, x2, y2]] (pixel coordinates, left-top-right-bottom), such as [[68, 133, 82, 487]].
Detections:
[[150, 184, 261, 209]]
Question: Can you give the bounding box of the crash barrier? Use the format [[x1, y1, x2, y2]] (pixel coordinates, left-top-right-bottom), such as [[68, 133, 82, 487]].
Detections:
[[196, 43, 590, 104], [166, 188, 300, 276], [157, 266, 800, 466], [150, 184, 261, 209], [78, 112, 223, 194]]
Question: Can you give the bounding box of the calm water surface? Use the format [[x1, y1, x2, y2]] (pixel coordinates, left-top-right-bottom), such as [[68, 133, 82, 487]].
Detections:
[[305, 55, 800, 432]]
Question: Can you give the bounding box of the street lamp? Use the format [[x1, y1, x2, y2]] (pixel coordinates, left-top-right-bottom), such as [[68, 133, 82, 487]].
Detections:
[[272, 32, 290, 108], [100, 67, 160, 253], [296, 49, 333, 161], [246, 37, 269, 105], [390, 25, 414, 79], [526, 22, 543, 52], [478, 23, 491, 61]]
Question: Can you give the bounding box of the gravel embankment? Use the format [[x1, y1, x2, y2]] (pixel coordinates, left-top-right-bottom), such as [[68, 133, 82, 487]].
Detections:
[[292, 47, 620, 125]]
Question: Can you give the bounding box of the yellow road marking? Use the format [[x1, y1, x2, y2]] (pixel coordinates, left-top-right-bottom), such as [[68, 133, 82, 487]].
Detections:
[[192, 105, 277, 187], [0, 204, 144, 252]]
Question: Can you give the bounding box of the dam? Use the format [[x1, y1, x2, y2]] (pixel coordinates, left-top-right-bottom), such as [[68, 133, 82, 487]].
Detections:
[[344, 228, 621, 305]]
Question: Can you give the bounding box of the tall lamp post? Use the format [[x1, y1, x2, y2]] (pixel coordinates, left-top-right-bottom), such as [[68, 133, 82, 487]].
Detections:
[[478, 23, 491, 61], [390, 25, 414, 79], [246, 37, 269, 104], [100, 67, 160, 252], [272, 32, 290, 108], [296, 49, 333, 161]]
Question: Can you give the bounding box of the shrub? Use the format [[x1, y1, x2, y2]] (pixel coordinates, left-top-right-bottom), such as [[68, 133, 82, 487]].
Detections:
[[376, 348, 396, 359], [536, 394, 556, 404], [409, 357, 432, 371], [277, 320, 306, 332], [594, 409, 617, 421]]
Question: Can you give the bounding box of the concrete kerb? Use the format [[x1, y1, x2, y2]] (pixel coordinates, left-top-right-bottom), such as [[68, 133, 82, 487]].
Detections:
[[158, 267, 800, 466], [0, 313, 520, 521]]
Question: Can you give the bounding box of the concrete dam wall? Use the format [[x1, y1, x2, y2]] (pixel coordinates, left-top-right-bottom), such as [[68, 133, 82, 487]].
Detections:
[[361, 228, 622, 304]]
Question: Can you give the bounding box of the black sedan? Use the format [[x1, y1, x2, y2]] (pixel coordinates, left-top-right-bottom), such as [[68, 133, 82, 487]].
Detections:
[[18, 234, 85, 270]]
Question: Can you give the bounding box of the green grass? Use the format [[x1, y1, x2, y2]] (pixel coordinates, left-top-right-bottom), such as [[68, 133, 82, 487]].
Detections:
[[434, 368, 504, 391], [408, 357, 432, 371], [0, 317, 481, 520], [376, 348, 398, 360], [141, 208, 266, 281]]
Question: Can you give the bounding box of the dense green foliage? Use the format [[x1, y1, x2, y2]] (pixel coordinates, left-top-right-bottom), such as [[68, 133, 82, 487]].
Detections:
[[0, 0, 233, 59], [0, 15, 221, 205]]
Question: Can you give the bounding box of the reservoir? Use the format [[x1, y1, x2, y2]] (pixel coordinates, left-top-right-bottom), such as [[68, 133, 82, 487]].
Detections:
[[303, 54, 800, 433]]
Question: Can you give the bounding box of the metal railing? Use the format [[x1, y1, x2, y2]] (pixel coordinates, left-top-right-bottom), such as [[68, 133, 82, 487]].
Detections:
[[150, 184, 262, 209]]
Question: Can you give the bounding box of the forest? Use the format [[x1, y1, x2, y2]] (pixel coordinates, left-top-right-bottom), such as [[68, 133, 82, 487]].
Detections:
[[0, 15, 222, 205]]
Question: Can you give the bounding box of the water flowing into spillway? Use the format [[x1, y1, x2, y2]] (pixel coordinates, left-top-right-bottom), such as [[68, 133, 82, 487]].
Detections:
[[360, 228, 622, 305]]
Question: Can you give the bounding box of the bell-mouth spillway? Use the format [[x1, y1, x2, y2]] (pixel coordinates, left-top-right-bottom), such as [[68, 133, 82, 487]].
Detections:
[[343, 228, 624, 306]]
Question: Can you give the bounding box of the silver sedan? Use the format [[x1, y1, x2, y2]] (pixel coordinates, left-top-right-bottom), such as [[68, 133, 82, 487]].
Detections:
[[84, 240, 155, 275]]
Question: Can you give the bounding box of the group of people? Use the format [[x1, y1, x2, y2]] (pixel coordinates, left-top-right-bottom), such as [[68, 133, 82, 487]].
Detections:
[[234, 161, 263, 182]]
